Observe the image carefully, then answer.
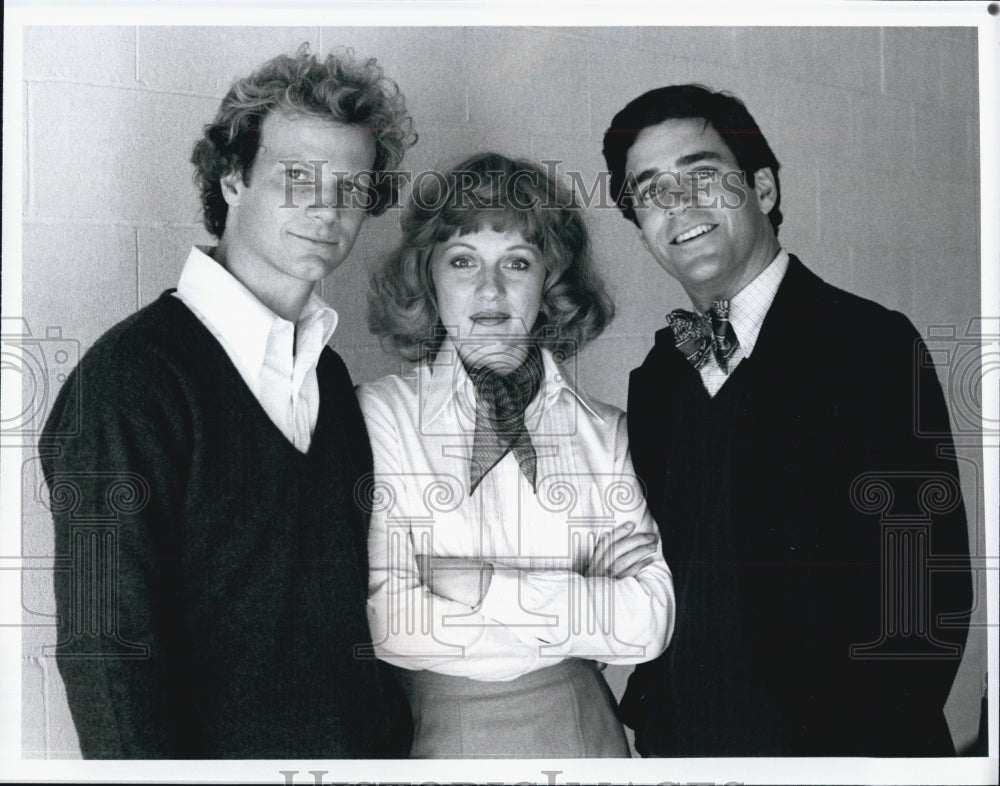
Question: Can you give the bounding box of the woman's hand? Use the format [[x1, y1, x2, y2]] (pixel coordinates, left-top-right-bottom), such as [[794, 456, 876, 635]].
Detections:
[[415, 554, 494, 608], [586, 521, 659, 579]]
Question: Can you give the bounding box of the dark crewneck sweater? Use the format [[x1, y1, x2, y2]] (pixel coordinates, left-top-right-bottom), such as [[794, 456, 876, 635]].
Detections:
[[40, 292, 410, 758]]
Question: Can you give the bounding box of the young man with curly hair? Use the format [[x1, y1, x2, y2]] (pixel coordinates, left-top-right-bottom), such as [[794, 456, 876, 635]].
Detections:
[[40, 47, 416, 758]]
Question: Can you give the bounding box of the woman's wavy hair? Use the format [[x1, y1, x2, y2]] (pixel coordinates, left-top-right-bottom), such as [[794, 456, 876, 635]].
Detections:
[[369, 152, 615, 364], [190, 44, 416, 238]]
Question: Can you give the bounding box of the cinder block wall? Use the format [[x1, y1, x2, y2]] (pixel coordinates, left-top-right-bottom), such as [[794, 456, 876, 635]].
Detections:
[[19, 26, 984, 757]]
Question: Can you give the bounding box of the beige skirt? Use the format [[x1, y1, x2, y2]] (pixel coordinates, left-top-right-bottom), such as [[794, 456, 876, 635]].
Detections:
[[391, 659, 630, 758]]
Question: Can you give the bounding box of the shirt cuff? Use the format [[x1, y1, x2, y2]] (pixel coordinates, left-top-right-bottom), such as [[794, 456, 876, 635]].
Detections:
[[477, 568, 559, 647]]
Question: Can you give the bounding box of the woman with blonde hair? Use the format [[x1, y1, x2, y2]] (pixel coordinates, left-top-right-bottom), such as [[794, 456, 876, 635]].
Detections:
[[362, 152, 674, 758]]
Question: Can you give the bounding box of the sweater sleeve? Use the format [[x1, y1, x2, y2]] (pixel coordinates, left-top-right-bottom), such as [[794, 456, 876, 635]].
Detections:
[[814, 312, 973, 750], [39, 352, 190, 758]]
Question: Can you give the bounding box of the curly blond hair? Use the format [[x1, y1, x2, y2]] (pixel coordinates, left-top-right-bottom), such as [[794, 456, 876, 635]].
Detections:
[[191, 44, 416, 237]]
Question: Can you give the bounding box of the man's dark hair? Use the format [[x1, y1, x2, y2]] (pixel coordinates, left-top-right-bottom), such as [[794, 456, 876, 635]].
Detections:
[[602, 84, 783, 234]]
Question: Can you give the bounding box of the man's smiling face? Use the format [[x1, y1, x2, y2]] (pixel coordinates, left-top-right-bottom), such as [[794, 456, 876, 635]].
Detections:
[[625, 117, 779, 310]]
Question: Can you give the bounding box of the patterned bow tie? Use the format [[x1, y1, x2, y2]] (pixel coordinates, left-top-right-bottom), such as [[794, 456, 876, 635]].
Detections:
[[666, 299, 739, 373]]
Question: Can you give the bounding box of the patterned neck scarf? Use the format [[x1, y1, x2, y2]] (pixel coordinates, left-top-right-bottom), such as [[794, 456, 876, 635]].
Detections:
[[465, 344, 544, 495]]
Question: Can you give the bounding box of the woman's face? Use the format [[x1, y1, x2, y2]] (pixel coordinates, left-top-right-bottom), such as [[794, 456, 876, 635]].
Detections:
[[430, 227, 546, 372]]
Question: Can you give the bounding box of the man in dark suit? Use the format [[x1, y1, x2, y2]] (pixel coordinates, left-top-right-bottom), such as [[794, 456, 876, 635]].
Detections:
[[601, 84, 972, 756]]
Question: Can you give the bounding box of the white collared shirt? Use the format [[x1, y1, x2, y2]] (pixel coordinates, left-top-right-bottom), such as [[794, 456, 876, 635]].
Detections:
[[173, 246, 338, 452], [359, 341, 675, 681], [698, 249, 790, 396]]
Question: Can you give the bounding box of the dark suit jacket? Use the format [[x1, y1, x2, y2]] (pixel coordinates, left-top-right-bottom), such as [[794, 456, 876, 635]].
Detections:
[[622, 256, 972, 756]]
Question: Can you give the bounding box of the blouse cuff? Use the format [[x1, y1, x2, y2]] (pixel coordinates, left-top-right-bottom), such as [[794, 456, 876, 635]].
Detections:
[[477, 568, 558, 648]]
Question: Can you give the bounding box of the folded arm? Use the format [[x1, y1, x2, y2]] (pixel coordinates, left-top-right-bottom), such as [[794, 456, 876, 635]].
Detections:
[[364, 392, 675, 677]]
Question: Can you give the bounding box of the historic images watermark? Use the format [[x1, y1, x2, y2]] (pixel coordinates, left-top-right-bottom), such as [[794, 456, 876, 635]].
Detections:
[[916, 318, 999, 446], [1, 317, 80, 443], [843, 318, 996, 660], [278, 770, 743, 785], [355, 330, 657, 661], [276, 159, 752, 214], [359, 470, 652, 661]]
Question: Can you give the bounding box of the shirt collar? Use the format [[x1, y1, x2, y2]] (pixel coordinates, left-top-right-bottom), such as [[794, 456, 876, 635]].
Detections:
[[420, 338, 604, 429], [719, 248, 789, 357], [176, 246, 338, 378]]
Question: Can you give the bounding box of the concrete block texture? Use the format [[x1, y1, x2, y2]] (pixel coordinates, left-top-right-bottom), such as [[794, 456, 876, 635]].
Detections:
[[24, 27, 137, 86], [28, 82, 216, 224], [16, 24, 984, 760], [883, 27, 945, 104], [135, 26, 318, 96], [810, 27, 883, 91], [320, 27, 471, 125], [137, 225, 214, 306], [466, 28, 591, 136], [21, 223, 138, 354]]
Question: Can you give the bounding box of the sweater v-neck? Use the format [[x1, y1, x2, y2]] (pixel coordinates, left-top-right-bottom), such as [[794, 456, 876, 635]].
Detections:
[[659, 339, 754, 407], [155, 291, 338, 463]]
